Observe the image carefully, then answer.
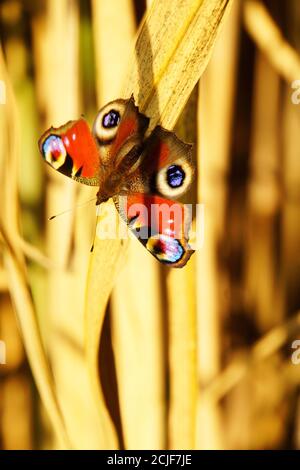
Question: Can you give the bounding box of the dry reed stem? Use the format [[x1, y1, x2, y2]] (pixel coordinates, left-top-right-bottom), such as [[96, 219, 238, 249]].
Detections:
[[202, 310, 300, 402], [196, 0, 240, 449], [245, 50, 282, 330], [92, 0, 136, 103], [281, 0, 300, 328], [281, 55, 300, 389], [0, 296, 24, 372], [0, 291, 31, 448], [16, 237, 56, 270], [1, 224, 70, 449], [167, 258, 197, 449], [0, 44, 70, 448], [244, 0, 300, 83], [32, 0, 109, 449], [0, 232, 54, 270], [165, 88, 198, 450], [2, 375, 32, 449]]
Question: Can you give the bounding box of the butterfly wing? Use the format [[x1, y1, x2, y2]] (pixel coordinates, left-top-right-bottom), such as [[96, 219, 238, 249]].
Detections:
[[113, 126, 195, 268], [39, 118, 100, 185], [123, 126, 195, 198], [39, 96, 149, 189], [92, 95, 149, 169], [114, 193, 194, 268]]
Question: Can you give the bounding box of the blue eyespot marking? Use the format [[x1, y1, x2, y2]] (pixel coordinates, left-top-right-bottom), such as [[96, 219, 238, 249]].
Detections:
[[102, 110, 120, 128], [42, 135, 66, 162], [147, 234, 184, 263], [166, 165, 185, 188]]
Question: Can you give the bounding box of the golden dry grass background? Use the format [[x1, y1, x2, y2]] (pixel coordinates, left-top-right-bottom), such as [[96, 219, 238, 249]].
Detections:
[[0, 0, 300, 450]]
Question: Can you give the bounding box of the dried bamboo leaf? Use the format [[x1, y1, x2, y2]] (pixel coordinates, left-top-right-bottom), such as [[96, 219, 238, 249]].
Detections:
[[122, 0, 233, 128]]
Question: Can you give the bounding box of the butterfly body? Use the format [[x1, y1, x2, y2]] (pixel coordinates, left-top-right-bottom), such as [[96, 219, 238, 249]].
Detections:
[[39, 96, 195, 267]]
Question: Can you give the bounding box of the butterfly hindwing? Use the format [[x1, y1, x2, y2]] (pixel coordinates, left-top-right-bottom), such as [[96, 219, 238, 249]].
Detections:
[[114, 125, 195, 267], [114, 193, 194, 268], [123, 126, 195, 199]]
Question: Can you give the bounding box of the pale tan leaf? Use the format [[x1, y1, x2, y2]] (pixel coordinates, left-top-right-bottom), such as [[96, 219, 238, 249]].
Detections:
[[122, 0, 233, 128]]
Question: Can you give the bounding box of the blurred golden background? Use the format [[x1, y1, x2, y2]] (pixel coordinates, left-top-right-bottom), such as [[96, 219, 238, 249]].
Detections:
[[0, 0, 300, 450]]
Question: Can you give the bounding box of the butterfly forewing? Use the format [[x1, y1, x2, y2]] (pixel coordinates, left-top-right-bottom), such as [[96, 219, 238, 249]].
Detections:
[[39, 118, 100, 186]]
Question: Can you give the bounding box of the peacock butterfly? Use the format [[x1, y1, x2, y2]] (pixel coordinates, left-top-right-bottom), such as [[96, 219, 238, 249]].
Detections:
[[38, 96, 195, 267]]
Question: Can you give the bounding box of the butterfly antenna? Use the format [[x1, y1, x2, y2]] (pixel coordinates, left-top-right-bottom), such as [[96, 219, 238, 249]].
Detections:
[[48, 197, 97, 220]]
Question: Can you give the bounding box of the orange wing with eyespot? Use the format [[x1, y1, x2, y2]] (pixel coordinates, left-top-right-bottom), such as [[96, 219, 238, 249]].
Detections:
[[39, 118, 100, 185], [114, 193, 194, 268]]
